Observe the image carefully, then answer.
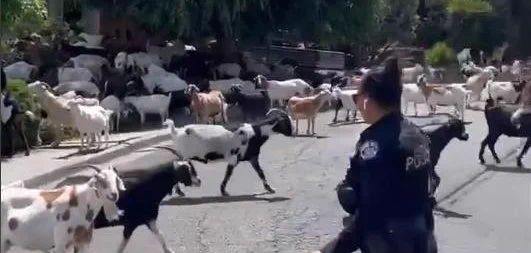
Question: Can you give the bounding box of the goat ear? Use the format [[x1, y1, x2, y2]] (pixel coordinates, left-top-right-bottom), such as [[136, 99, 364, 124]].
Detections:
[[116, 177, 126, 191]]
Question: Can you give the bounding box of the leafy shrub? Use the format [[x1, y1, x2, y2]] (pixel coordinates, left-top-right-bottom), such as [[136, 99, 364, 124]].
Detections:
[[425, 42, 456, 66]]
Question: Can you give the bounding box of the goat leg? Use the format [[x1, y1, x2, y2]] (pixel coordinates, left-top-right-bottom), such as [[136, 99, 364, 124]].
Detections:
[[147, 220, 175, 253], [487, 135, 501, 163], [306, 118, 311, 135], [117, 225, 138, 253], [311, 117, 316, 135], [220, 161, 238, 196], [174, 185, 185, 197], [249, 156, 275, 194], [345, 109, 350, 122], [517, 138, 530, 167], [15, 117, 30, 156], [479, 136, 488, 164]]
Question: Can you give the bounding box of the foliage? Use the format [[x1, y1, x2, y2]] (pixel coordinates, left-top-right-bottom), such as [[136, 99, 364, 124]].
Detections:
[[447, 0, 493, 14], [0, 0, 49, 38], [425, 41, 456, 66], [4, 79, 41, 148]]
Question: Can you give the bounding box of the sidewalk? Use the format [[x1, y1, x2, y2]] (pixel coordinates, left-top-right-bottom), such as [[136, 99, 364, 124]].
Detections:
[[1, 129, 169, 187]]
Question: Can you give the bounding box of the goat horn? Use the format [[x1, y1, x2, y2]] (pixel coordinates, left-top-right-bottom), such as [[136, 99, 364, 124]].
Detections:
[[83, 164, 102, 173], [152, 146, 184, 160]]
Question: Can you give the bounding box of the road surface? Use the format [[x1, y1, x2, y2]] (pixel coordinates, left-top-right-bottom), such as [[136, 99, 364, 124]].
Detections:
[[6, 108, 531, 253]]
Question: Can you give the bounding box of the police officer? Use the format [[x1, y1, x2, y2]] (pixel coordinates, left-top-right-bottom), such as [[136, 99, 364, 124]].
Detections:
[[318, 57, 437, 253]]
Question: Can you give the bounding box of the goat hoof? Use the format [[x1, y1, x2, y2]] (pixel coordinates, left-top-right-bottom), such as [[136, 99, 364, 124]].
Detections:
[[495, 158, 501, 164], [264, 185, 276, 194], [24, 152, 30, 156], [517, 160, 523, 167], [164, 249, 176, 253], [221, 191, 230, 196], [479, 158, 485, 165]]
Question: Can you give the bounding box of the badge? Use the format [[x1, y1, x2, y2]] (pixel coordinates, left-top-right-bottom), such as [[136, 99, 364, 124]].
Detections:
[[360, 140, 379, 160]]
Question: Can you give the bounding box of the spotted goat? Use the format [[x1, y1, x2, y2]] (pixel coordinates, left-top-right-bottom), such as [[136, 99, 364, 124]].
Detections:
[[1, 164, 125, 253], [164, 109, 293, 196]]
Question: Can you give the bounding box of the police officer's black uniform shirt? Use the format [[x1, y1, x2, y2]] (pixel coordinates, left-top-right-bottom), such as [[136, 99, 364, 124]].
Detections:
[[345, 111, 432, 232]]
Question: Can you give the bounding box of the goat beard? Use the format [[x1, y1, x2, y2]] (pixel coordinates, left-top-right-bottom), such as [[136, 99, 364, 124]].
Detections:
[[102, 200, 123, 222]]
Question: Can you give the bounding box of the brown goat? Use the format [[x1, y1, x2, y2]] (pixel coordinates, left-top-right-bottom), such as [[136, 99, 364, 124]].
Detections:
[[287, 90, 332, 135], [186, 84, 227, 124]]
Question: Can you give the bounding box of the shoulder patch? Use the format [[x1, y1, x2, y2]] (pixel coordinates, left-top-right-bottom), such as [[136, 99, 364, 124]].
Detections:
[[360, 140, 379, 160]]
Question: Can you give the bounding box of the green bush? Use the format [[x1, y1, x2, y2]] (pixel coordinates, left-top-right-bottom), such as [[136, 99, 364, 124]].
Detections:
[[425, 42, 456, 67]]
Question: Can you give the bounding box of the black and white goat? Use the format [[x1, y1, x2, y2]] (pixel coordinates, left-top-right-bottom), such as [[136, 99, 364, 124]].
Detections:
[[164, 109, 293, 196], [55, 149, 201, 253], [480, 99, 531, 167]]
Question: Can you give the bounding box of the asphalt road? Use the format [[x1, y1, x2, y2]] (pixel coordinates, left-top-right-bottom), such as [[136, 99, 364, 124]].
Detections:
[[7, 106, 531, 253]]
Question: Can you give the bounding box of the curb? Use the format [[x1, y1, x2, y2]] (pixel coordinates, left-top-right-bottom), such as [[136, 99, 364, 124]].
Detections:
[[21, 133, 170, 188]]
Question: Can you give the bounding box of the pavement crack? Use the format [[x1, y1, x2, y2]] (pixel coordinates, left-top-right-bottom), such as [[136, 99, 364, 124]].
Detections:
[[196, 211, 209, 253]]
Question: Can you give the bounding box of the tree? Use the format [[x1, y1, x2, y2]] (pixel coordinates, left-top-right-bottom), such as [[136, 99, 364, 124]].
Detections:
[[0, 0, 49, 39]]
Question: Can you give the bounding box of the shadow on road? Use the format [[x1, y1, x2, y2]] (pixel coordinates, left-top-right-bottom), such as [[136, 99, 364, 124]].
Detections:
[[162, 194, 291, 206], [293, 134, 330, 139], [328, 120, 365, 127], [484, 164, 531, 173], [434, 206, 472, 219]]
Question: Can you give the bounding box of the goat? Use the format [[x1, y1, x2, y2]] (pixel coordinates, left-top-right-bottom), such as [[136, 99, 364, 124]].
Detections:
[[67, 100, 112, 151], [146, 41, 186, 67], [3, 61, 37, 82], [511, 80, 531, 128], [1, 92, 32, 157], [55, 150, 200, 253], [213, 63, 242, 79], [123, 93, 172, 127], [65, 54, 110, 82], [401, 64, 424, 83], [401, 75, 430, 116], [58, 39, 108, 58], [426, 84, 469, 121], [331, 87, 359, 123], [480, 99, 531, 167], [100, 95, 124, 132], [287, 90, 332, 135], [208, 78, 254, 94], [464, 69, 495, 103], [57, 67, 95, 84], [115, 52, 162, 74], [483, 80, 527, 104], [414, 115, 471, 192], [53, 81, 100, 98], [142, 64, 187, 93], [164, 108, 292, 196], [228, 84, 271, 121], [186, 84, 227, 124], [254, 75, 314, 108], [27, 81, 75, 147], [1, 164, 124, 253]]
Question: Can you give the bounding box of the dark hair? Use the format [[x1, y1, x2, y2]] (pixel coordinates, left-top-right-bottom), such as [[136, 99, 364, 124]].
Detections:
[[360, 56, 402, 109], [1, 66, 6, 91]]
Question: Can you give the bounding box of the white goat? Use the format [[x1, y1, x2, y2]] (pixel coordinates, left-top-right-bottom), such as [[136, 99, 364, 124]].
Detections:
[[66, 54, 110, 82], [27, 81, 75, 147], [123, 93, 171, 127], [213, 63, 242, 79], [58, 67, 95, 83], [100, 95, 123, 132], [142, 65, 187, 93], [209, 78, 254, 93], [287, 90, 332, 135], [1, 164, 124, 253], [3, 61, 37, 81], [331, 87, 359, 122], [254, 75, 314, 108], [427, 83, 469, 121], [402, 64, 425, 83], [54, 81, 100, 98], [67, 100, 112, 150], [464, 70, 494, 103], [401, 75, 430, 116], [115, 52, 162, 74], [482, 80, 523, 104]]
